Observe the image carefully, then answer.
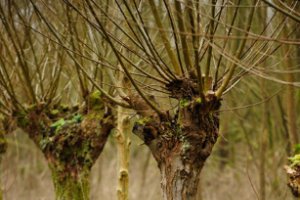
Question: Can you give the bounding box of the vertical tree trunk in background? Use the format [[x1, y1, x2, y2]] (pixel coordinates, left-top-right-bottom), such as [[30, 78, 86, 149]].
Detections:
[[115, 63, 132, 200], [132, 91, 221, 200], [283, 39, 299, 150], [276, 96, 291, 153], [258, 7, 268, 198], [115, 106, 131, 200], [286, 73, 298, 148], [259, 69, 268, 200]]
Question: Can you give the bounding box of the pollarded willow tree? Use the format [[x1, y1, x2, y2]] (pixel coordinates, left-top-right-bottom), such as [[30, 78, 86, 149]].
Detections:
[[0, 1, 120, 199], [52, 0, 299, 199]]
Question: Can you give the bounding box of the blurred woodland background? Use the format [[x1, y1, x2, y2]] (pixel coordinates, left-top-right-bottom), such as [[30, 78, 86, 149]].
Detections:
[[0, 0, 299, 200]]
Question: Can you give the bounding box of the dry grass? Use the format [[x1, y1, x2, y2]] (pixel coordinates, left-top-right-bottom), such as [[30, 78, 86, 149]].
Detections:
[[0, 130, 294, 200]]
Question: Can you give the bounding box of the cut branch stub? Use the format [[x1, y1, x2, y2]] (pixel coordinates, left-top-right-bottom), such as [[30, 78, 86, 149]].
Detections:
[[133, 94, 220, 200]]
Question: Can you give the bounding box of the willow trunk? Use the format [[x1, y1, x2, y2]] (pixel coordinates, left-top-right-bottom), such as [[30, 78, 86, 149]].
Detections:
[[133, 95, 220, 200], [50, 166, 90, 200]]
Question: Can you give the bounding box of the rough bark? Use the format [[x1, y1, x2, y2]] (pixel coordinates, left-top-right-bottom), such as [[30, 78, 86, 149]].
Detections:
[[285, 165, 300, 197], [13, 93, 115, 200], [132, 82, 220, 200], [50, 165, 90, 200]]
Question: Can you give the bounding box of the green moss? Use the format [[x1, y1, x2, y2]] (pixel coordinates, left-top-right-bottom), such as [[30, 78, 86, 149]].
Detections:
[[60, 104, 69, 112], [89, 90, 103, 109], [195, 97, 202, 104], [289, 154, 300, 167], [51, 118, 66, 132], [136, 117, 151, 126], [179, 98, 190, 108], [16, 110, 29, 128], [26, 104, 37, 111], [71, 114, 82, 123], [50, 109, 60, 116], [294, 144, 300, 154], [85, 111, 104, 121], [50, 114, 82, 134]]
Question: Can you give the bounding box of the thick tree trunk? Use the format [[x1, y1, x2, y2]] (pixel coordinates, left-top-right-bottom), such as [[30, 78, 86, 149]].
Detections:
[[14, 99, 114, 200], [160, 155, 204, 200], [50, 165, 90, 200], [133, 93, 220, 200], [156, 125, 217, 200]]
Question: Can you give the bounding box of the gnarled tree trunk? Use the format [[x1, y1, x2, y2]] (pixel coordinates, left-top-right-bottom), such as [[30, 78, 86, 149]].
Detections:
[[14, 97, 114, 200], [132, 91, 220, 200]]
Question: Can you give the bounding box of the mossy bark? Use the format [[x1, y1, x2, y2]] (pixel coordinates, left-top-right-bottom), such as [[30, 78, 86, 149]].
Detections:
[[133, 93, 220, 200], [14, 101, 115, 200], [50, 165, 90, 200], [285, 165, 300, 197]]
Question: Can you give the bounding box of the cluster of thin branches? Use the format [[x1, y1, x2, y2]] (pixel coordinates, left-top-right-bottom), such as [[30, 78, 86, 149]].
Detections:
[[0, 0, 298, 119]]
